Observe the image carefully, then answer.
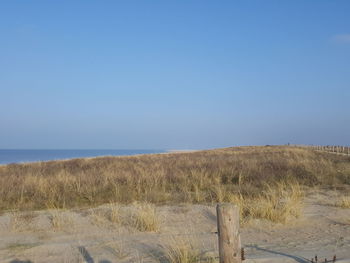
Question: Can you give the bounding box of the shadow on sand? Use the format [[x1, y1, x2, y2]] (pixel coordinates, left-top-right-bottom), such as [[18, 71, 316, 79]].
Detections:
[[77, 246, 111, 263], [10, 261, 33, 263], [246, 245, 311, 263]]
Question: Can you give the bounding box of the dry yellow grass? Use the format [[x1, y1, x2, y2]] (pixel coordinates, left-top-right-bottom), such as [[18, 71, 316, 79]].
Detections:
[[9, 212, 23, 232], [228, 182, 303, 223], [163, 236, 200, 263], [9, 211, 36, 232], [89, 209, 109, 226], [48, 209, 73, 231], [249, 182, 303, 223], [336, 196, 350, 208], [107, 203, 121, 224], [127, 203, 159, 232], [0, 146, 349, 225]]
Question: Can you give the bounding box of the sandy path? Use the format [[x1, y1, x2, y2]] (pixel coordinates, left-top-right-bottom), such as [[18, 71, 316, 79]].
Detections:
[[0, 190, 349, 263]]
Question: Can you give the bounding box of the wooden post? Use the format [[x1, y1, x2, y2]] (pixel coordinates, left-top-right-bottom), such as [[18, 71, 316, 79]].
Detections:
[[216, 203, 241, 263]]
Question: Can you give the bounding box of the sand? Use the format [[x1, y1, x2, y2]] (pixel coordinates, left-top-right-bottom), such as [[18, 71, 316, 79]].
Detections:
[[0, 189, 349, 263]]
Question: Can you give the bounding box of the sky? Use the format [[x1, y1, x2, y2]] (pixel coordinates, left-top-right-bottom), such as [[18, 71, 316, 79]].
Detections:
[[0, 1, 349, 149]]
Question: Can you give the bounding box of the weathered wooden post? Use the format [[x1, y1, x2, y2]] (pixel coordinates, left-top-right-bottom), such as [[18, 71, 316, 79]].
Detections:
[[216, 203, 241, 263]]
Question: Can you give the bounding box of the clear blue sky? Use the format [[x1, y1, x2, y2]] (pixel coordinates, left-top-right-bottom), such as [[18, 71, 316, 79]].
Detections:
[[1, 1, 349, 149]]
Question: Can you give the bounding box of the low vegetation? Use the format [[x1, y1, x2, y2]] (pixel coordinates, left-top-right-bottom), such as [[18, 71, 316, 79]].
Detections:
[[49, 209, 73, 231], [10, 211, 36, 232], [107, 203, 121, 224], [127, 203, 159, 232], [335, 195, 350, 208], [163, 237, 201, 263], [229, 181, 303, 223], [0, 146, 349, 223]]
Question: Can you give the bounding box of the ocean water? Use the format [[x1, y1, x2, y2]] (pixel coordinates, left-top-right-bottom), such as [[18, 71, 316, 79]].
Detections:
[[0, 149, 165, 165]]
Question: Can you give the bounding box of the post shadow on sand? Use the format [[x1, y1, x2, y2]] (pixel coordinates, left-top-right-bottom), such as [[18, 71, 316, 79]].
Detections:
[[246, 245, 311, 263], [78, 246, 111, 263], [10, 261, 33, 263]]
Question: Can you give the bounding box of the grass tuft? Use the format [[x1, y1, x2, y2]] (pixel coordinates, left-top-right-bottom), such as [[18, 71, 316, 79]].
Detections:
[[228, 182, 303, 224], [335, 196, 350, 208], [48, 209, 73, 231], [128, 203, 159, 232], [107, 203, 121, 224], [163, 237, 200, 263]]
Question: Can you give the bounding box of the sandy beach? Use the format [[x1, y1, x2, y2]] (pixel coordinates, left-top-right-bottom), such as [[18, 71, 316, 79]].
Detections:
[[1, 188, 349, 263]]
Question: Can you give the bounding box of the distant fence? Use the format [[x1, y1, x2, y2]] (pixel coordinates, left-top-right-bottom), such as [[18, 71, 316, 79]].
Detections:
[[290, 145, 350, 155]]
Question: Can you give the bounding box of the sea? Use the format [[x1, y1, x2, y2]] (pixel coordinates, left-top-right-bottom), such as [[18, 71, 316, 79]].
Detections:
[[0, 149, 165, 165]]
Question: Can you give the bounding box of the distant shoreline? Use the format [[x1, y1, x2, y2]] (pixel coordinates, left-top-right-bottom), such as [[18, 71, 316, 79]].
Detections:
[[0, 149, 167, 165], [165, 149, 199, 153], [0, 149, 205, 166]]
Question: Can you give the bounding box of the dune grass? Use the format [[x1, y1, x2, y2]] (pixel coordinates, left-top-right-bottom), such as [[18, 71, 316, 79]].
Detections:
[[228, 181, 303, 223], [163, 236, 201, 263], [127, 203, 159, 232], [335, 195, 350, 208], [107, 203, 121, 224], [9, 211, 36, 232], [0, 146, 349, 223]]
